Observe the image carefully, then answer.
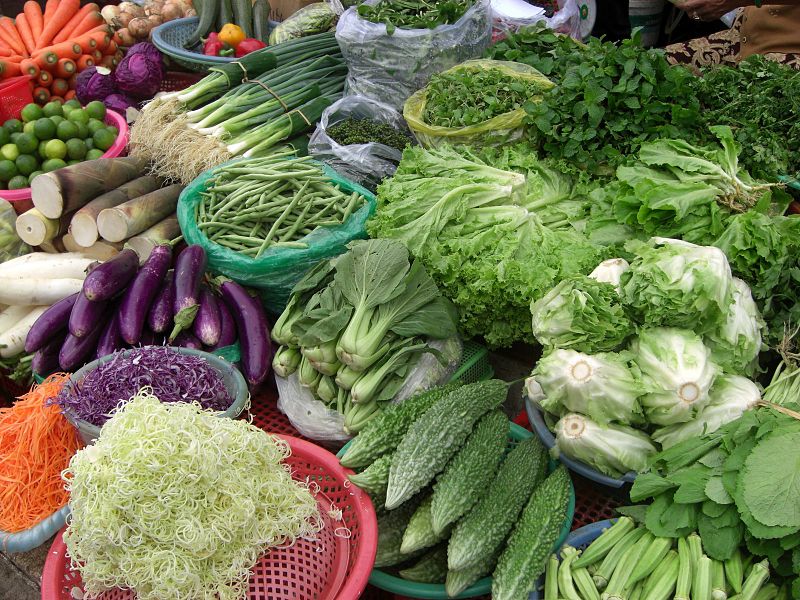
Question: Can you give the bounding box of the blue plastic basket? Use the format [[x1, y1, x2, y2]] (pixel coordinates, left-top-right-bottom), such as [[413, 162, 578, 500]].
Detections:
[[151, 17, 278, 72], [525, 398, 637, 488], [0, 505, 69, 553], [528, 519, 617, 600]]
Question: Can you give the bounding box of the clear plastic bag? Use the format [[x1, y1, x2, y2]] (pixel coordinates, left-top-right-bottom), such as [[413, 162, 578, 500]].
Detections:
[[308, 95, 410, 191], [0, 199, 30, 264], [277, 337, 463, 441], [491, 0, 583, 40], [335, 0, 492, 110]]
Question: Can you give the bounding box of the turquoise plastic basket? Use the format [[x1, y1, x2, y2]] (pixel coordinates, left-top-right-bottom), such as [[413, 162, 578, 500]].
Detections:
[[337, 422, 576, 599], [151, 17, 278, 72]]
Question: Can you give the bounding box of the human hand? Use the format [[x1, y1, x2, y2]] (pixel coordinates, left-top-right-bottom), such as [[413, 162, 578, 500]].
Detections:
[[679, 0, 749, 21]]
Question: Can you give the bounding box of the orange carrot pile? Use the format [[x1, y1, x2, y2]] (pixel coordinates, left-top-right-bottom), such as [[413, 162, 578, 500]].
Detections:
[[0, 374, 81, 533], [0, 1, 120, 103]]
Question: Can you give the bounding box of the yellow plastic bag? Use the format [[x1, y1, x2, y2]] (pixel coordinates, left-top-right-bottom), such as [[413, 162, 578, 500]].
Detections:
[[403, 58, 553, 148]]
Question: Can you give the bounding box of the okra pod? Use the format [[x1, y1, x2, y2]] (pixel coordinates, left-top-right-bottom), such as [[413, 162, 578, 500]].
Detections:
[[628, 535, 673, 585], [545, 553, 560, 600], [574, 518, 635, 569], [675, 537, 692, 600], [712, 558, 728, 600], [688, 533, 703, 565], [572, 562, 601, 600], [641, 549, 678, 600], [558, 547, 582, 600], [753, 583, 779, 600], [627, 583, 642, 600], [694, 555, 713, 600], [593, 528, 646, 591], [740, 560, 770, 600], [603, 532, 653, 600]]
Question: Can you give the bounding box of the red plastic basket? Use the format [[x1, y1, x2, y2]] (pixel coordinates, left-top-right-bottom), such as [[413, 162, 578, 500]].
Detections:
[[159, 70, 204, 93], [0, 76, 34, 123], [40, 434, 378, 600]]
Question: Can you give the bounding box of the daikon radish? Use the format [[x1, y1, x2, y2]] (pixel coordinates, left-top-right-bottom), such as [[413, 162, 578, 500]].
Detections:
[[0, 278, 84, 305], [63, 232, 121, 261], [97, 185, 182, 243], [69, 175, 163, 247], [0, 306, 49, 358], [0, 305, 34, 333], [0, 253, 94, 279], [31, 157, 146, 219], [126, 215, 180, 263]]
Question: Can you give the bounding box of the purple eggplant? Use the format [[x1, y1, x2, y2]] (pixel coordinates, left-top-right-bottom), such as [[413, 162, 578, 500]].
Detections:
[[170, 245, 207, 340], [69, 294, 109, 338], [59, 315, 109, 371], [219, 279, 271, 386], [24, 293, 79, 353], [173, 331, 203, 349], [82, 249, 139, 302], [32, 335, 65, 377], [96, 314, 124, 359], [147, 273, 175, 334], [119, 245, 172, 345], [192, 287, 221, 346], [213, 298, 237, 349]]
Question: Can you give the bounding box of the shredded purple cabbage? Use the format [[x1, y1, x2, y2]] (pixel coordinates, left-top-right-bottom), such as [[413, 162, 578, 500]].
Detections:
[[53, 346, 235, 426]]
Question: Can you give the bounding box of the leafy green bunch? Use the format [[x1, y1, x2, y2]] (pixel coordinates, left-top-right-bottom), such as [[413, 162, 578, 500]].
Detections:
[[327, 118, 414, 151], [357, 0, 474, 34]]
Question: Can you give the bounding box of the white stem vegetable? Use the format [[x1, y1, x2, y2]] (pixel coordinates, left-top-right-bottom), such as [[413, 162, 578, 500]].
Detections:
[[0, 305, 34, 333], [0, 252, 94, 279], [0, 278, 84, 305], [0, 306, 48, 358]]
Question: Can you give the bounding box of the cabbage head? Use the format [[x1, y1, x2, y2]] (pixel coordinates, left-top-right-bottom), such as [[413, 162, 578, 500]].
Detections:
[[526, 349, 644, 425], [652, 374, 761, 448], [554, 413, 657, 477], [530, 275, 635, 353], [589, 258, 630, 292], [632, 327, 719, 426], [621, 237, 734, 334], [705, 277, 765, 377]]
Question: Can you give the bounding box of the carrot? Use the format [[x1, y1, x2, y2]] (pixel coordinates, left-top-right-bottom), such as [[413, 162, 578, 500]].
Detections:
[[37, 69, 52, 87], [0, 47, 24, 58], [52, 3, 100, 45], [43, 0, 61, 25], [64, 89, 76, 101], [51, 77, 69, 97], [76, 54, 94, 70], [0, 17, 26, 56], [91, 48, 102, 62], [37, 40, 81, 67], [19, 57, 40, 78], [33, 85, 50, 103], [73, 30, 109, 54], [15, 13, 37, 55], [54, 57, 75, 78], [36, 0, 80, 50], [99, 54, 115, 69], [104, 40, 118, 55], [0, 59, 22, 78], [0, 375, 81, 534], [67, 72, 77, 89], [24, 2, 44, 41]]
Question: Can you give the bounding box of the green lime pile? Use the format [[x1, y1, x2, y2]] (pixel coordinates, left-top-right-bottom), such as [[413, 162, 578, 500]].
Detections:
[[0, 100, 119, 191]]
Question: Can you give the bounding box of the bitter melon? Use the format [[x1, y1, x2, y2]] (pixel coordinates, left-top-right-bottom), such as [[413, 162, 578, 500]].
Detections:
[[399, 545, 448, 584]]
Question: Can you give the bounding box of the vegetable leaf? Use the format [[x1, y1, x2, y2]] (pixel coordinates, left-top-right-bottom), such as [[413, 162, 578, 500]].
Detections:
[[742, 430, 800, 528]]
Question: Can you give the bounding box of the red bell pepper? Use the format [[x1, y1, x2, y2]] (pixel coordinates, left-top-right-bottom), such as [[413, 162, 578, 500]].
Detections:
[[203, 32, 224, 56], [235, 38, 267, 57]]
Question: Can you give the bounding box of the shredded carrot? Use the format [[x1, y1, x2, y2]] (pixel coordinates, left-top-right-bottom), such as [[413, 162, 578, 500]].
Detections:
[[0, 374, 80, 533]]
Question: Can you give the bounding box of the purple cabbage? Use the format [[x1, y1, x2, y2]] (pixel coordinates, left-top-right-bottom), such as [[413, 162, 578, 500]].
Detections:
[[75, 67, 117, 104], [104, 93, 138, 115], [115, 48, 165, 99], [125, 42, 163, 64], [52, 346, 234, 426]]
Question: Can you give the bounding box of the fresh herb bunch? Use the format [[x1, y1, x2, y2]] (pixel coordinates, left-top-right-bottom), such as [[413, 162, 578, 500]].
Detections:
[[357, 0, 474, 34], [422, 67, 548, 128], [327, 118, 413, 151]]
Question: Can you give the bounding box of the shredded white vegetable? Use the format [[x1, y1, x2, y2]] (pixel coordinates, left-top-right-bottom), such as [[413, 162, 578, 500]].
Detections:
[[63, 391, 322, 600]]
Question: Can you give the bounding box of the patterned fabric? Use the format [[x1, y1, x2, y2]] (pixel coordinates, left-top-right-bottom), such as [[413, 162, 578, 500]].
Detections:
[[665, 11, 800, 72]]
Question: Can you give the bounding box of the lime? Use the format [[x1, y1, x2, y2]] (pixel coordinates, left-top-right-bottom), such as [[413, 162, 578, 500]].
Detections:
[[3, 119, 22, 134], [23, 121, 36, 136], [107, 125, 119, 138], [0, 160, 17, 182], [0, 128, 8, 146], [87, 119, 106, 135], [66, 138, 87, 160], [50, 115, 65, 127], [21, 103, 44, 123], [1, 144, 20, 161], [85, 101, 107, 121], [28, 170, 43, 185], [64, 99, 81, 109], [10, 132, 23, 145], [15, 154, 38, 176], [8, 175, 28, 190], [38, 140, 49, 159], [15, 133, 38, 155], [84, 138, 95, 151], [62, 105, 74, 119], [33, 118, 57, 141], [57, 120, 79, 141], [42, 158, 67, 172], [42, 101, 63, 118], [93, 129, 115, 151], [67, 108, 89, 125], [44, 139, 67, 160], [86, 148, 104, 160], [67, 159, 82, 166], [75, 122, 89, 139]]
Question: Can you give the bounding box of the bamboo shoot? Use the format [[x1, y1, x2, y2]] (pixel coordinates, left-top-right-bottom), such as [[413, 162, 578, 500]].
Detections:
[[69, 175, 164, 247], [15, 208, 62, 246], [97, 185, 183, 243], [39, 236, 67, 253], [126, 215, 180, 262], [31, 156, 147, 219], [63, 232, 122, 261]]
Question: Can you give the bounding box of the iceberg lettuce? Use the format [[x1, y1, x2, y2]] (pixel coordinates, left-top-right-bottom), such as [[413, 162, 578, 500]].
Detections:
[[589, 258, 630, 292]]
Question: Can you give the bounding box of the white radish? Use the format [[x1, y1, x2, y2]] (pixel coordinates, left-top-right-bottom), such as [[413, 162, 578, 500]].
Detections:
[[0, 305, 34, 333], [0, 253, 95, 279], [0, 278, 84, 305], [0, 306, 49, 358]]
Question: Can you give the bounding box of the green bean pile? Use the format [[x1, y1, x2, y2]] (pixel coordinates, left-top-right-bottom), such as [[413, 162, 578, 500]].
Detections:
[[197, 156, 366, 257]]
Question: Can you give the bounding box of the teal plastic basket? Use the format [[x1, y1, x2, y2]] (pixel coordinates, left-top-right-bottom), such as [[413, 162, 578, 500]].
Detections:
[[337, 422, 576, 599]]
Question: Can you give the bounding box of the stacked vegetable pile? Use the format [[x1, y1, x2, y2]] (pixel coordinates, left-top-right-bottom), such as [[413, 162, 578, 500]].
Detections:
[[0, 1, 119, 103], [63, 391, 321, 600], [545, 517, 778, 600], [0, 100, 119, 192], [132, 32, 345, 182], [25, 244, 271, 386], [17, 156, 178, 258], [272, 239, 459, 434], [103, 0, 195, 47], [184, 0, 271, 53], [340, 380, 573, 599], [526, 238, 765, 478], [356, 0, 475, 34]]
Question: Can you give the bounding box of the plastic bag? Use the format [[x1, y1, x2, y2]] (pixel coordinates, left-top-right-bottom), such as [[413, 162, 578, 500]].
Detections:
[[268, 2, 338, 44], [308, 95, 411, 191], [0, 199, 30, 264], [491, 0, 582, 40], [335, 0, 492, 110], [277, 337, 463, 442], [177, 159, 376, 314], [403, 59, 553, 148]]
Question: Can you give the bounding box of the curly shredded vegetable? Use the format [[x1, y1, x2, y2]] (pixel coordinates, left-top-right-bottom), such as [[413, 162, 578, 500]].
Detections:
[[63, 391, 321, 600]]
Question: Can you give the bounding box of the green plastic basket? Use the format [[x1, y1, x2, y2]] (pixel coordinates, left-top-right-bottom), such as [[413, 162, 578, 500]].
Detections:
[[337, 422, 576, 599], [451, 340, 493, 385]]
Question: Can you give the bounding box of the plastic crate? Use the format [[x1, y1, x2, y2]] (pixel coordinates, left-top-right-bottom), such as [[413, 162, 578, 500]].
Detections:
[[0, 76, 33, 122]]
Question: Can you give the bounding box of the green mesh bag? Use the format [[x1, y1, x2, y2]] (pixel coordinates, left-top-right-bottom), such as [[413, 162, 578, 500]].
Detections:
[[177, 159, 376, 314]]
